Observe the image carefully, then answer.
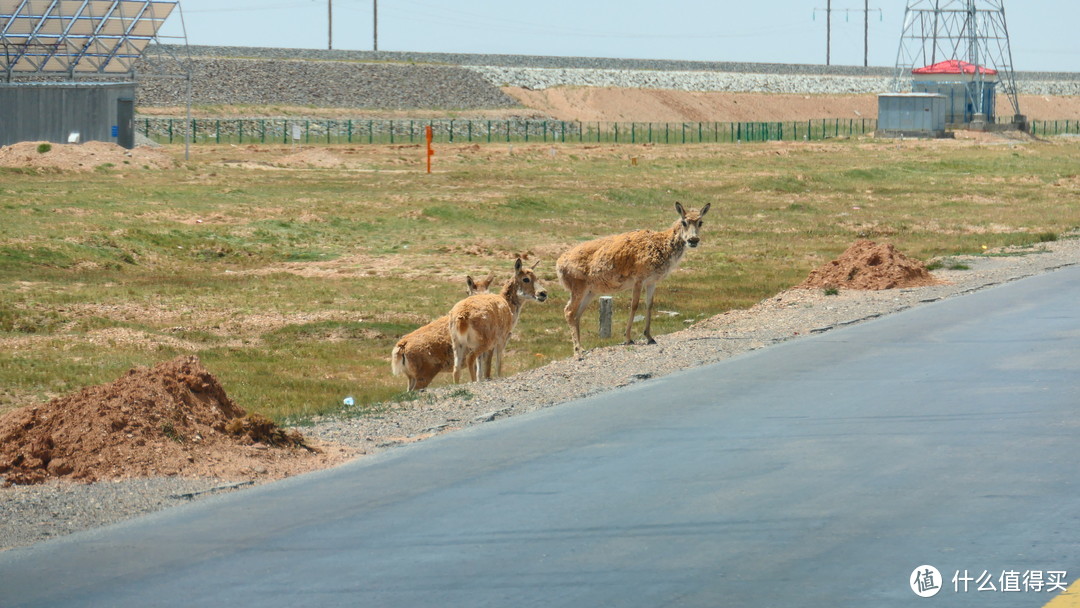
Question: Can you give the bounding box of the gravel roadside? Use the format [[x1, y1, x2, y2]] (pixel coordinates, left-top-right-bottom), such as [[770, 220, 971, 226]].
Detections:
[[1, 237, 1076, 552]]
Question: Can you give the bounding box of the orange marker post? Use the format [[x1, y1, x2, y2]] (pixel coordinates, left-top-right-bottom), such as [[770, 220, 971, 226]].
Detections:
[[425, 125, 434, 174]]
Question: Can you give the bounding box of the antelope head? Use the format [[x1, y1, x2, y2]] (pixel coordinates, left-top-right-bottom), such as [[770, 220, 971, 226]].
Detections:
[[514, 258, 548, 303], [674, 201, 711, 249]]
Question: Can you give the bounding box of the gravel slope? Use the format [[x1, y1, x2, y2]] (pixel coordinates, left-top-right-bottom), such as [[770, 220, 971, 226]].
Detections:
[[2, 236, 1076, 552]]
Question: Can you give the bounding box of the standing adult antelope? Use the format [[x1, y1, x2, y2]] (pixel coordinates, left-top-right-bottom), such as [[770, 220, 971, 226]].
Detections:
[[390, 272, 495, 391], [450, 258, 548, 383], [556, 201, 711, 355]]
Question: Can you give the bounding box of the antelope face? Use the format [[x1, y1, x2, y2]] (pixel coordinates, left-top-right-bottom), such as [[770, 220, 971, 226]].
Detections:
[[675, 201, 711, 249], [515, 258, 548, 303]]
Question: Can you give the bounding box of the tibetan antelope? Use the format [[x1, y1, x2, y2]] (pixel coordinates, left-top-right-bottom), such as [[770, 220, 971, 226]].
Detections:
[[390, 272, 495, 391], [450, 258, 548, 383], [556, 201, 711, 355]]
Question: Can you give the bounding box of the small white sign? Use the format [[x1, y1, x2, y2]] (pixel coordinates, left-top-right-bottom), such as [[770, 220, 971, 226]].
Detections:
[[291, 125, 302, 141]]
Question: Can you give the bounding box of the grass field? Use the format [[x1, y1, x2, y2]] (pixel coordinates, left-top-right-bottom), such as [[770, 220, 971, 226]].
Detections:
[[2, 137, 1078, 423]]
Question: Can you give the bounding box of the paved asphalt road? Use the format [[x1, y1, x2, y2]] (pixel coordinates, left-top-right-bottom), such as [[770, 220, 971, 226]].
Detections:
[[2, 266, 1078, 607]]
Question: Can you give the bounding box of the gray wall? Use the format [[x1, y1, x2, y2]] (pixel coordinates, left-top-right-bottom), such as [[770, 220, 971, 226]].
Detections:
[[0, 83, 136, 147]]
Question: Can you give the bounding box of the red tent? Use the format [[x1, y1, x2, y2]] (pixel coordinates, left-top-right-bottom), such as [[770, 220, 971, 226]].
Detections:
[[912, 60, 998, 76]]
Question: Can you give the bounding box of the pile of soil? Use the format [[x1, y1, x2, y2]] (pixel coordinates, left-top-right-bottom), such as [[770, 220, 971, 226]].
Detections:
[[0, 141, 175, 172], [0, 356, 348, 486], [277, 147, 345, 168], [797, 240, 942, 290]]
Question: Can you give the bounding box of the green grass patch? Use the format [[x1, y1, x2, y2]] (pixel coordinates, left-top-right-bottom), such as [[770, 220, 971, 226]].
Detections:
[[1, 140, 1078, 422]]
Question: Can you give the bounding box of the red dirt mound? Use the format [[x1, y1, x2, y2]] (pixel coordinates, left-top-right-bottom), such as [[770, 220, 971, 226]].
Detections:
[[798, 240, 942, 290], [0, 356, 349, 485]]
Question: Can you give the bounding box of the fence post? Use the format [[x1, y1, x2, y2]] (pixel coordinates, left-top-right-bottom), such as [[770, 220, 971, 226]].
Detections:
[[599, 296, 613, 339]]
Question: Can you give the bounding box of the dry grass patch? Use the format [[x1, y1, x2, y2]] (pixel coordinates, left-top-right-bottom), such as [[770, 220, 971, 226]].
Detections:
[[2, 136, 1078, 421]]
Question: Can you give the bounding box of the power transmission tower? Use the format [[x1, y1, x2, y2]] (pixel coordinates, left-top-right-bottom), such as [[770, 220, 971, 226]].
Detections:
[[893, 0, 1021, 120]]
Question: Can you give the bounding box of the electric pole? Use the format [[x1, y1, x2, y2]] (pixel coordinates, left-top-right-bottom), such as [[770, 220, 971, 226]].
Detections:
[[826, 0, 832, 65], [816, 3, 879, 66], [864, 0, 869, 66], [373, 0, 378, 51], [328, 0, 332, 50]]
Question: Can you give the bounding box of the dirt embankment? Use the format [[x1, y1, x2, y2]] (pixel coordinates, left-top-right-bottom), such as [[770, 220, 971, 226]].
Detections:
[[0, 141, 174, 172], [502, 88, 1080, 123]]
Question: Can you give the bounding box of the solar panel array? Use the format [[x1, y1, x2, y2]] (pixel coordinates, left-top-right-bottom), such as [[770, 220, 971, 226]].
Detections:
[[1, 0, 176, 75]]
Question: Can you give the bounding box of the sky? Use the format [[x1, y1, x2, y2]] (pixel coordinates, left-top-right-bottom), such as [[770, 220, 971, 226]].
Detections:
[[158, 1, 1079, 72]]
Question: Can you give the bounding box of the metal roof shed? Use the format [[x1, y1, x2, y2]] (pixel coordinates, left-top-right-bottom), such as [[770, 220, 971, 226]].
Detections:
[[876, 93, 948, 138], [911, 60, 998, 126]]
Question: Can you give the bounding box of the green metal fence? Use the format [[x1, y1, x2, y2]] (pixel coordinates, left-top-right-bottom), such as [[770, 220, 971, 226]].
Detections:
[[1029, 119, 1080, 137], [137, 117, 1080, 144], [138, 117, 879, 146]]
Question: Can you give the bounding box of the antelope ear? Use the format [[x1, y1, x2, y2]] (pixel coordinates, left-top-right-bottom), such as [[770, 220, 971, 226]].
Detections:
[[514, 257, 523, 272], [530, 259, 541, 270], [674, 201, 686, 218], [485, 270, 495, 283], [700, 202, 711, 217], [466, 275, 478, 294]]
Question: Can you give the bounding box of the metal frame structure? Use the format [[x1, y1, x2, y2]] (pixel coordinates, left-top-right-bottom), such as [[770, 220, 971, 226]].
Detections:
[[1, 1, 178, 79], [892, 0, 1021, 121], [1, 0, 192, 156]]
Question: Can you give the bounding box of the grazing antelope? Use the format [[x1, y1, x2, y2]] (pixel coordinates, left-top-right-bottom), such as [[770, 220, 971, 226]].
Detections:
[[556, 201, 711, 356], [450, 258, 548, 383], [390, 272, 495, 391]]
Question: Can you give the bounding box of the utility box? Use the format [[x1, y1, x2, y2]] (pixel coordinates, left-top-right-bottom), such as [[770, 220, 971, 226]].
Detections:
[[876, 93, 948, 138], [0, 82, 137, 148]]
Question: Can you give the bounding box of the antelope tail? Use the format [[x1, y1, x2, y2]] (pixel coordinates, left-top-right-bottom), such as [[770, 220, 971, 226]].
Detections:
[[390, 343, 406, 376], [455, 316, 470, 337]]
